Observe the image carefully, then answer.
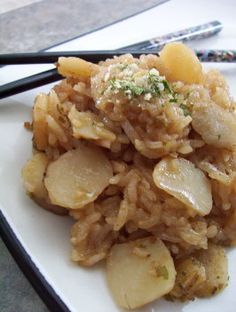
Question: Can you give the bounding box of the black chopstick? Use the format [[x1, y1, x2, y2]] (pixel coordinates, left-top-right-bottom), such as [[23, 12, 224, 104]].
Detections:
[[0, 69, 61, 99], [0, 50, 151, 65]]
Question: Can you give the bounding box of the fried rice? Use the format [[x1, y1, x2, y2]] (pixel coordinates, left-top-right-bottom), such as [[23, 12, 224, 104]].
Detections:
[[22, 42, 236, 308]]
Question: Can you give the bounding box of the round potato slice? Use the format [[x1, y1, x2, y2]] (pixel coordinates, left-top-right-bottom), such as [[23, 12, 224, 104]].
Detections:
[[195, 244, 228, 297], [107, 237, 176, 309], [153, 157, 212, 216], [192, 103, 236, 150], [22, 152, 49, 199], [45, 143, 113, 209]]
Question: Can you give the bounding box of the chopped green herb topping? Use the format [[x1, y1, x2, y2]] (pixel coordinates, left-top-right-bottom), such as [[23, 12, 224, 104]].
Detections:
[[109, 78, 144, 97], [162, 79, 172, 93], [155, 264, 169, 280], [169, 97, 178, 103], [147, 71, 172, 95], [180, 104, 191, 116], [108, 68, 174, 100]]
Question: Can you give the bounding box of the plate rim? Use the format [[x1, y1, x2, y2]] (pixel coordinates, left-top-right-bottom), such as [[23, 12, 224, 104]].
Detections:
[[0, 210, 70, 312]]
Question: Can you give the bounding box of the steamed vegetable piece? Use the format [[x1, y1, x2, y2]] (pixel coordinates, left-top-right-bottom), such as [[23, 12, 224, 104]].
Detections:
[[160, 42, 203, 84], [68, 106, 116, 143], [198, 160, 233, 185], [167, 244, 228, 300], [33, 93, 48, 150], [57, 57, 99, 78], [22, 152, 49, 199], [195, 243, 228, 297], [45, 143, 113, 209], [168, 257, 206, 301], [107, 237, 176, 309], [192, 103, 236, 150], [153, 157, 212, 216], [22, 152, 67, 215]]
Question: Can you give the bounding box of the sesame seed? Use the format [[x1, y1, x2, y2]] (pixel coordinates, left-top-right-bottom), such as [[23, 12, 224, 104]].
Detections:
[[150, 68, 159, 76], [144, 93, 152, 101]]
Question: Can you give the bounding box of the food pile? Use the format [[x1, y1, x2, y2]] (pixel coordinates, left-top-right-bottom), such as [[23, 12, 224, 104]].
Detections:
[[22, 43, 236, 309]]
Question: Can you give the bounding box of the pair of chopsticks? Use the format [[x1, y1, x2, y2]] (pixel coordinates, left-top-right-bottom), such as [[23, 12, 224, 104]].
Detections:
[[0, 20, 235, 100]]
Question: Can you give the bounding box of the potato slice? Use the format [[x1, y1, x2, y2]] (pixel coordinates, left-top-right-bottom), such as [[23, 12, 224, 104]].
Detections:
[[160, 42, 203, 84], [22, 153, 49, 199], [107, 237, 176, 309], [44, 143, 113, 209], [68, 106, 116, 142], [168, 257, 206, 301], [153, 157, 212, 216], [57, 57, 99, 78], [22, 153, 68, 215], [198, 161, 232, 185], [167, 245, 228, 300], [33, 93, 48, 150], [192, 103, 236, 150], [195, 244, 228, 297]]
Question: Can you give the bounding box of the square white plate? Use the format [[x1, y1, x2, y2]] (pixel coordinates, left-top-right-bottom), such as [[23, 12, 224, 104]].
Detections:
[[1, 0, 236, 311]]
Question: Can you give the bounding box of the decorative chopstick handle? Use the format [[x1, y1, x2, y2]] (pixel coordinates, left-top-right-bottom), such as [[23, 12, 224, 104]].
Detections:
[[123, 21, 223, 51], [196, 49, 236, 63], [151, 21, 222, 49]]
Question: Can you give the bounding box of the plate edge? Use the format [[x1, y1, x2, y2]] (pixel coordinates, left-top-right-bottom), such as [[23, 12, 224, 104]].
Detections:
[[0, 210, 70, 312]]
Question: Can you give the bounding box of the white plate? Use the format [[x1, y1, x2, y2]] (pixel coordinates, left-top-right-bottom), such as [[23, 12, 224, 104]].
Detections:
[[0, 0, 236, 311]]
